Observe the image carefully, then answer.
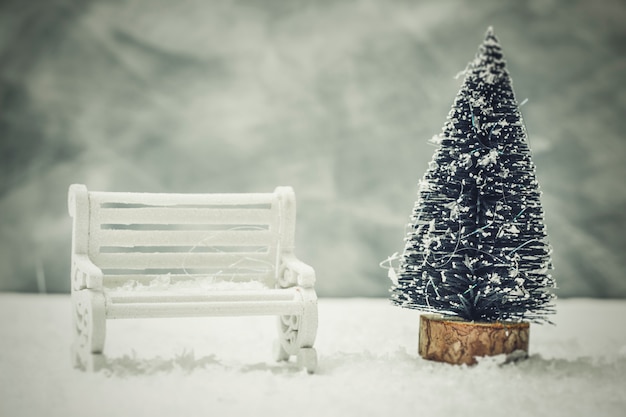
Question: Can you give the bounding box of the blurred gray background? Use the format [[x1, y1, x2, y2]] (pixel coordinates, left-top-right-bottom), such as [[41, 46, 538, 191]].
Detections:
[[1, 0, 625, 297]]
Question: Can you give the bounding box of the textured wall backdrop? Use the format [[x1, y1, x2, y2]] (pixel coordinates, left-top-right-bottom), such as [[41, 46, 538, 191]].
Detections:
[[1, 0, 625, 297]]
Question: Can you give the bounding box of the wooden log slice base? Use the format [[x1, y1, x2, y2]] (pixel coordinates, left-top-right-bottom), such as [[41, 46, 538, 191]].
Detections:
[[419, 314, 529, 365]]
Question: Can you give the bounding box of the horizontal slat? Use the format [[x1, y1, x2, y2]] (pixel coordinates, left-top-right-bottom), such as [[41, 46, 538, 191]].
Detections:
[[93, 252, 275, 270], [93, 208, 275, 225], [90, 191, 277, 207], [94, 229, 276, 247], [107, 289, 297, 304], [106, 300, 304, 319]]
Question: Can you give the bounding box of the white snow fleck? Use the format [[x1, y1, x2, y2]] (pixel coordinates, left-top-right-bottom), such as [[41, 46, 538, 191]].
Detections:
[[488, 273, 502, 284], [430, 134, 443, 145], [460, 153, 473, 168], [477, 148, 499, 167], [509, 224, 520, 234], [418, 179, 432, 192]]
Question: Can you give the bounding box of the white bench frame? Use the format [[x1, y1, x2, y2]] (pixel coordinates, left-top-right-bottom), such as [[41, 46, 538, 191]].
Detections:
[[68, 184, 317, 372]]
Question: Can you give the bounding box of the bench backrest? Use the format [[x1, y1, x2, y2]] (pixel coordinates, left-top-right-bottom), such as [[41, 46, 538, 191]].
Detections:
[[68, 184, 296, 289]]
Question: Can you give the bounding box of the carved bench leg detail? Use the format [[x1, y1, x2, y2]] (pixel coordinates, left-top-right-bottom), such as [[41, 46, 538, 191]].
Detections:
[[275, 288, 318, 372], [276, 314, 301, 358], [72, 289, 106, 371]]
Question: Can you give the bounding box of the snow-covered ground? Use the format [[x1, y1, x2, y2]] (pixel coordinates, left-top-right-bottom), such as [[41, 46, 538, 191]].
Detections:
[[1, 294, 625, 417]]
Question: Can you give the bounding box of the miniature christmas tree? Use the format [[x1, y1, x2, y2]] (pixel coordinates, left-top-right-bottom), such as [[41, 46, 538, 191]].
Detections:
[[390, 27, 555, 324]]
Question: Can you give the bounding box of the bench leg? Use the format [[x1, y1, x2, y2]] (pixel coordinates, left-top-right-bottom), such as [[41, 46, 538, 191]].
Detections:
[[273, 339, 290, 362], [275, 288, 318, 373], [71, 289, 106, 371], [297, 347, 318, 374]]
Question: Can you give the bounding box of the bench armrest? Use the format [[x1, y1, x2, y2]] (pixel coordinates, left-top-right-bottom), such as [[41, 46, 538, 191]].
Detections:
[[278, 254, 316, 289], [71, 254, 103, 291]]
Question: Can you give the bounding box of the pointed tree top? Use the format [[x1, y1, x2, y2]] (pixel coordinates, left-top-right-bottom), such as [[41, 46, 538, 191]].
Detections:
[[467, 27, 508, 84]]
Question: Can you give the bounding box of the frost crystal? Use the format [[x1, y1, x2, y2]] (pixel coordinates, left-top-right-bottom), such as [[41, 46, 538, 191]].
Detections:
[[477, 149, 499, 167]]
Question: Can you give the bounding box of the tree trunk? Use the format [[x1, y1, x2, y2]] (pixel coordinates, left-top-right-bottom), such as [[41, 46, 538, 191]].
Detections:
[[419, 314, 529, 365]]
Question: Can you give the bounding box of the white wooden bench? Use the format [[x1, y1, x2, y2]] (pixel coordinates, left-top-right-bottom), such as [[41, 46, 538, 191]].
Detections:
[[68, 184, 318, 372]]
